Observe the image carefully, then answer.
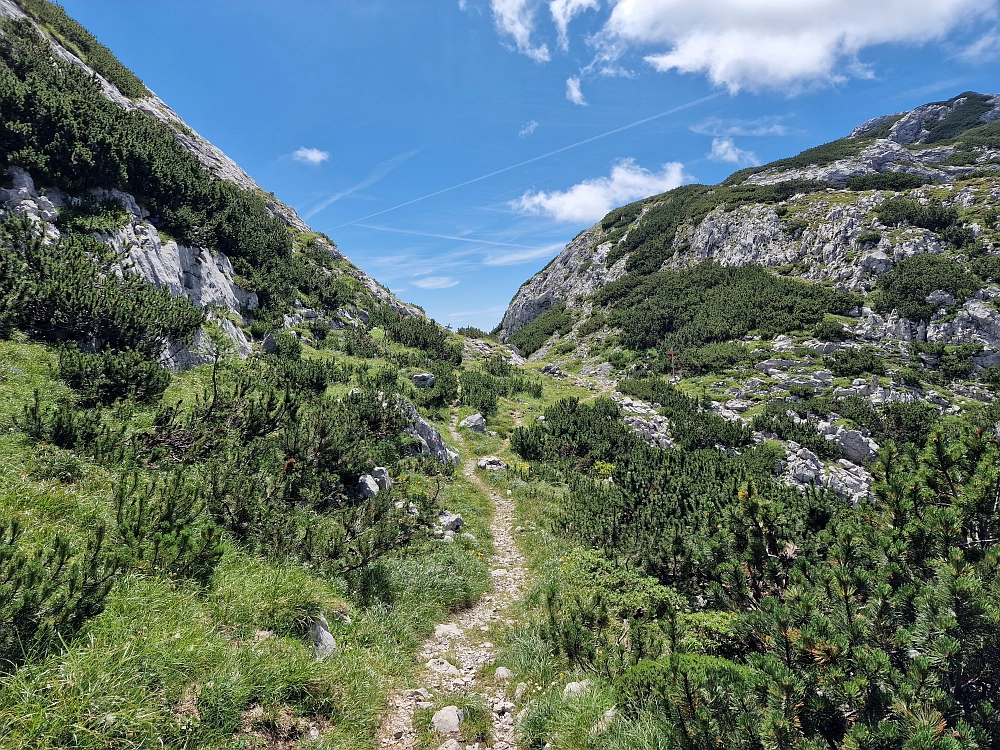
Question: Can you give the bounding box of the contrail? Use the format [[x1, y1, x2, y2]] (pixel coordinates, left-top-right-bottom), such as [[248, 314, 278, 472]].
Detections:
[[305, 148, 421, 220], [329, 91, 724, 230], [355, 223, 540, 249]]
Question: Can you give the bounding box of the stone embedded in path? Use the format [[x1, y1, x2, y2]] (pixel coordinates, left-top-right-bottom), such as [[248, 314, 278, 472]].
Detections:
[[426, 658, 460, 676], [432, 706, 466, 734], [437, 740, 463, 750], [435, 623, 463, 639], [478, 456, 507, 471], [460, 413, 487, 432], [405, 688, 431, 700]]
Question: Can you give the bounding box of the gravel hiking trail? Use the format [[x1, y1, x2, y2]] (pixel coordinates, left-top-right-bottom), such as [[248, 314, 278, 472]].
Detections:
[[376, 417, 527, 750]]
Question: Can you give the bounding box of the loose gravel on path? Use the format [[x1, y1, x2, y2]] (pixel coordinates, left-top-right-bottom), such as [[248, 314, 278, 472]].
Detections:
[[376, 419, 527, 750]]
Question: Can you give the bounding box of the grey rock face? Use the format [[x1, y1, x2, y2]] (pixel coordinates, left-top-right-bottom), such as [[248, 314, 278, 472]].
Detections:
[[926, 290, 956, 308], [835, 429, 880, 464], [460, 413, 487, 432], [309, 614, 337, 658]]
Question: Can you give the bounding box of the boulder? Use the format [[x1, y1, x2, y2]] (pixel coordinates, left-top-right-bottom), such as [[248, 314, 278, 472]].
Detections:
[[357, 475, 380, 497], [404, 403, 459, 464], [432, 706, 466, 734], [477, 456, 507, 472], [836, 429, 879, 464], [460, 413, 487, 432], [439, 512, 465, 532], [309, 614, 337, 658], [412, 373, 436, 389], [371, 467, 392, 491]]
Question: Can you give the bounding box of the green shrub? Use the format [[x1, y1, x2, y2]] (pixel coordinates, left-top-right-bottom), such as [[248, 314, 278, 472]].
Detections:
[[813, 318, 851, 341], [875, 254, 981, 321], [876, 197, 959, 232], [846, 172, 928, 191], [507, 302, 574, 357], [854, 230, 882, 247], [826, 347, 887, 377], [59, 347, 171, 406], [596, 262, 858, 353], [17, 0, 150, 98], [0, 520, 120, 673]]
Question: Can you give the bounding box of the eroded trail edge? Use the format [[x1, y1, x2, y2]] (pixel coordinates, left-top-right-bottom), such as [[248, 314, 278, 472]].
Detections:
[[377, 421, 527, 750]]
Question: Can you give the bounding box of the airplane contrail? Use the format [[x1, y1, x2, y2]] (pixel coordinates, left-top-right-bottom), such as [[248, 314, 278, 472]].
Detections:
[[329, 91, 725, 230]]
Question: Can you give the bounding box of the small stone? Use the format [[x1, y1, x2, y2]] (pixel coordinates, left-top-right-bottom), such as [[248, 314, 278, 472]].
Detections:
[[439, 512, 465, 532], [435, 623, 462, 639], [477, 456, 507, 471], [358, 475, 380, 497], [495, 667, 514, 680], [460, 413, 487, 432], [437, 740, 463, 750], [432, 706, 466, 734], [405, 688, 431, 699], [563, 680, 591, 698], [514, 682, 530, 701], [426, 658, 460, 676], [309, 614, 337, 658]]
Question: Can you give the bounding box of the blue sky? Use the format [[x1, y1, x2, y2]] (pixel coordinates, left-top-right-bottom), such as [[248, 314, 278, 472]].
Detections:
[[61, 0, 1000, 330]]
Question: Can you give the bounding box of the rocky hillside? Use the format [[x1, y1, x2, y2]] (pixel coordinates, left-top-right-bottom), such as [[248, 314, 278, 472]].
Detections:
[[0, 0, 418, 367], [499, 92, 1000, 504]]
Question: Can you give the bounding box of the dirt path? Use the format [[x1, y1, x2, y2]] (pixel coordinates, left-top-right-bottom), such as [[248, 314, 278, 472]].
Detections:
[[376, 418, 527, 750]]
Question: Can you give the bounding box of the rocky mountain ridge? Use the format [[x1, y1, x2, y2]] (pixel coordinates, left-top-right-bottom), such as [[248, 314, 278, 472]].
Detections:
[[0, 0, 419, 365], [499, 92, 1000, 505]]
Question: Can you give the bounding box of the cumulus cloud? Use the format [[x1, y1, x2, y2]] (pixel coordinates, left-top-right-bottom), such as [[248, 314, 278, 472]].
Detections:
[[566, 76, 587, 105], [491, 0, 551, 62], [292, 147, 330, 165], [514, 158, 686, 223], [708, 137, 759, 166], [691, 116, 793, 137], [550, 0, 600, 50], [602, 0, 997, 92], [413, 276, 461, 290], [519, 119, 539, 137]]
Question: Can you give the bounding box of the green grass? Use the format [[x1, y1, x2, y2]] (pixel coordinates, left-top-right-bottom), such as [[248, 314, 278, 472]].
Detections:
[[0, 338, 498, 749]]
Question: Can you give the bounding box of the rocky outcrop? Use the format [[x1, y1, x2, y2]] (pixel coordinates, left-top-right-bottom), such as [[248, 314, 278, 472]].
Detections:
[[0, 0, 421, 325], [498, 226, 626, 339], [404, 404, 460, 465]]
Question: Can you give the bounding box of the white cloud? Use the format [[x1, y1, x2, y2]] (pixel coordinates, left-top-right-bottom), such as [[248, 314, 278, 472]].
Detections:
[[514, 158, 686, 223], [691, 116, 793, 137], [602, 0, 997, 92], [708, 137, 759, 166], [491, 0, 551, 62], [413, 276, 461, 289], [566, 76, 587, 105], [519, 119, 539, 137], [961, 27, 1000, 61], [292, 147, 330, 165], [550, 0, 600, 50]]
